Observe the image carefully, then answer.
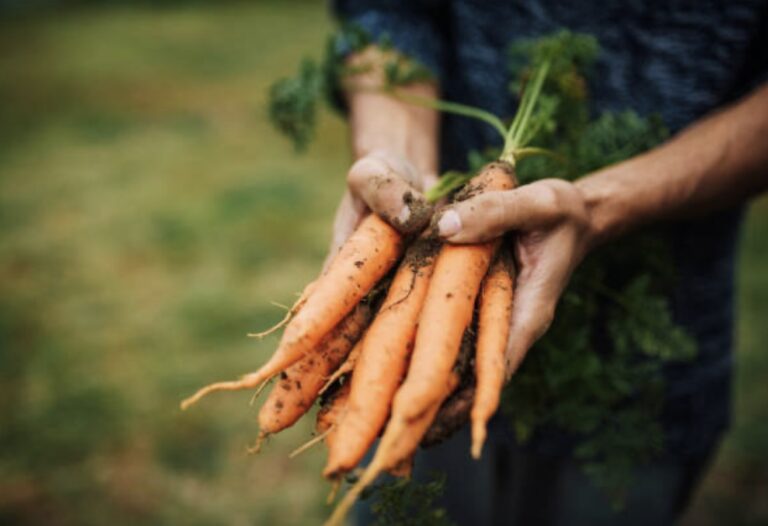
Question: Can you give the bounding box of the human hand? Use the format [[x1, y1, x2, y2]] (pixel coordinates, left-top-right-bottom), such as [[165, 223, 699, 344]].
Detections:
[[324, 149, 438, 269], [421, 179, 592, 445], [435, 178, 593, 379]]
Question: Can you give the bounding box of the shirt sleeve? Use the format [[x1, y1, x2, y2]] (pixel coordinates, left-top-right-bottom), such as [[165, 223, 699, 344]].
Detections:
[[330, 0, 447, 82]]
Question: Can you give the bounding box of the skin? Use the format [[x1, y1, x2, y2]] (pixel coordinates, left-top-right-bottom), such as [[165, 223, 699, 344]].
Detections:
[[331, 50, 768, 381]]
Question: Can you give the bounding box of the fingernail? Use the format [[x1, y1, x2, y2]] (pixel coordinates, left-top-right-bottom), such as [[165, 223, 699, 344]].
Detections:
[[397, 205, 411, 226], [437, 210, 462, 237]]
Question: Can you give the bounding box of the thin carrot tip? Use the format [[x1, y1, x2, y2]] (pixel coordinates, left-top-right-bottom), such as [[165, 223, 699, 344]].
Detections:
[[247, 432, 267, 455]]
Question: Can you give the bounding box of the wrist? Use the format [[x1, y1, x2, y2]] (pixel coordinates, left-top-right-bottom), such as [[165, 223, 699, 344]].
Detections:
[[344, 47, 439, 176], [348, 85, 439, 176], [574, 163, 636, 250]]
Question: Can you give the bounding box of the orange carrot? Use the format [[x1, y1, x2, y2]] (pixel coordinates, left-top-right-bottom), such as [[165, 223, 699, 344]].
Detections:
[[470, 252, 515, 459], [397, 163, 514, 420], [287, 378, 352, 460], [180, 215, 402, 410], [318, 384, 351, 506], [324, 162, 516, 526], [257, 303, 370, 439], [318, 380, 351, 451], [247, 280, 317, 339], [324, 373, 460, 526], [323, 237, 439, 478], [387, 454, 414, 478], [319, 340, 362, 396]]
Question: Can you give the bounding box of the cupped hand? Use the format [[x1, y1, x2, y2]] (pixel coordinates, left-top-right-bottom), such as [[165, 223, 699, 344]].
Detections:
[[325, 149, 438, 268], [435, 178, 594, 379]]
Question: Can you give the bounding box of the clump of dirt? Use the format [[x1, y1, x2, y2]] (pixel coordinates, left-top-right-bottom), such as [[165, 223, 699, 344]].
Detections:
[[397, 190, 434, 234], [403, 235, 441, 271]]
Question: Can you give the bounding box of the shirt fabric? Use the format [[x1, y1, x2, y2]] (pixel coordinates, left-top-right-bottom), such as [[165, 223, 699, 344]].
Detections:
[[332, 0, 768, 459]]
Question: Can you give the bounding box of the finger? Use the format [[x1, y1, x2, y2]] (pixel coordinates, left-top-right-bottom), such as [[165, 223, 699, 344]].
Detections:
[[347, 155, 433, 234], [435, 183, 564, 243], [503, 238, 576, 380], [323, 190, 367, 272]]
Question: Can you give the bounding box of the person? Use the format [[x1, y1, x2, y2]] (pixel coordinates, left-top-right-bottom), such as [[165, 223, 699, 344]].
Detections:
[[327, 1, 768, 524]]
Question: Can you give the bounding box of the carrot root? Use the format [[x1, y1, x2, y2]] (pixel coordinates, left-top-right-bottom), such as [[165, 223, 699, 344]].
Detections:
[[247, 431, 268, 455], [180, 373, 266, 411], [470, 252, 515, 459], [470, 422, 487, 460], [289, 427, 333, 459], [323, 237, 439, 478], [326, 479, 341, 505], [248, 379, 271, 406], [319, 366, 350, 397], [324, 455, 384, 526], [318, 341, 361, 396], [247, 281, 317, 339]]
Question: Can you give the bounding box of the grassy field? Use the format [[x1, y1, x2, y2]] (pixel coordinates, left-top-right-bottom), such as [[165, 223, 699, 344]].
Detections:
[[0, 3, 766, 525]]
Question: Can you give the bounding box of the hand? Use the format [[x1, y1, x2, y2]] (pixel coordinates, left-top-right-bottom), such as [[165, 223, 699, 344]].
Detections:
[[325, 149, 438, 268], [435, 178, 593, 379]]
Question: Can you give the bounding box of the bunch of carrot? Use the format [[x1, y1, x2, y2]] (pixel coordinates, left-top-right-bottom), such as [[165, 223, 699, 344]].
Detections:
[[181, 38, 570, 522], [180, 161, 518, 524]]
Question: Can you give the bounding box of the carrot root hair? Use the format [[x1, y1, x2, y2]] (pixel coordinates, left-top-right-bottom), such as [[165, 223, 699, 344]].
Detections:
[[180, 373, 269, 411], [326, 479, 342, 505], [288, 426, 333, 459], [319, 362, 352, 396], [247, 431, 268, 455], [248, 379, 271, 406], [247, 281, 316, 340]]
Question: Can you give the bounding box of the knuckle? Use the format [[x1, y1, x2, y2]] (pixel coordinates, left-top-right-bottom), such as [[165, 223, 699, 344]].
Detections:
[[465, 192, 507, 237], [488, 192, 509, 230], [535, 183, 562, 213], [537, 180, 590, 226], [347, 157, 385, 191]]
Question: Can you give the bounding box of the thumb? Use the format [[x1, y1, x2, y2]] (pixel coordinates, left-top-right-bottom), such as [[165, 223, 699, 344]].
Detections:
[[435, 184, 561, 243]]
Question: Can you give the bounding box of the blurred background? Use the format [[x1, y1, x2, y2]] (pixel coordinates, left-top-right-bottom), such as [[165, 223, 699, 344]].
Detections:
[[0, 1, 766, 525]]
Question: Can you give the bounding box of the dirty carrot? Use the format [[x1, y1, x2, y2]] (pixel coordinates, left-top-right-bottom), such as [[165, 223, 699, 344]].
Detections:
[[396, 163, 515, 420], [471, 252, 515, 459], [288, 376, 353, 460], [323, 237, 439, 478], [319, 340, 362, 396], [251, 303, 370, 449], [325, 372, 460, 526], [247, 280, 317, 339], [180, 214, 402, 410]]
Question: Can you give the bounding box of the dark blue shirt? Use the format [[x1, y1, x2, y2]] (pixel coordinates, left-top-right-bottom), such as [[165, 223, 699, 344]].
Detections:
[[333, 0, 768, 458]]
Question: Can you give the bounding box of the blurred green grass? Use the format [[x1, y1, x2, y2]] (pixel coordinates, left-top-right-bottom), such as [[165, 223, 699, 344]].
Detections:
[[0, 2, 765, 525]]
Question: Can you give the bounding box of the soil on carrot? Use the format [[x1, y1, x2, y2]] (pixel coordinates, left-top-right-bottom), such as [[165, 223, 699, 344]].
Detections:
[[400, 190, 434, 234], [422, 324, 477, 446], [454, 162, 516, 202], [403, 236, 441, 271], [421, 385, 474, 447], [380, 237, 440, 313]]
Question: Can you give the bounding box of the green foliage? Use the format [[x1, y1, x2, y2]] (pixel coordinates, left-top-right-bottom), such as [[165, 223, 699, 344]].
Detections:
[[268, 59, 323, 152], [272, 21, 696, 513], [267, 23, 432, 151], [573, 112, 668, 173], [516, 110, 669, 184], [364, 474, 454, 526], [509, 30, 599, 148], [505, 40, 696, 503]]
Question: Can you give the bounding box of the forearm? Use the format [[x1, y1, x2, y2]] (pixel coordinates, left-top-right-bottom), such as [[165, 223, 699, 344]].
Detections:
[[577, 82, 768, 246], [344, 49, 440, 176]]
